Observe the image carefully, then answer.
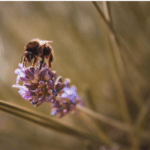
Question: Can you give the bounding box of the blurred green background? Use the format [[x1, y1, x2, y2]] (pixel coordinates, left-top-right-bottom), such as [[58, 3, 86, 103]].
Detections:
[[0, 1, 150, 150]]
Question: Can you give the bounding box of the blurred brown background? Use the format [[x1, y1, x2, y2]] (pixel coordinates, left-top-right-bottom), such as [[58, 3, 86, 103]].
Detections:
[[0, 2, 150, 150]]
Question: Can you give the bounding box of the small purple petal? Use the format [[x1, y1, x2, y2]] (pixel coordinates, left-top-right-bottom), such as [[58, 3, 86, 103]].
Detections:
[[14, 68, 26, 83], [52, 101, 60, 107], [39, 67, 49, 80], [42, 62, 47, 68], [14, 69, 23, 75], [31, 101, 38, 105], [34, 68, 39, 76], [18, 63, 24, 69], [18, 63, 26, 72], [44, 74, 50, 81], [39, 81, 45, 87], [58, 83, 66, 91], [29, 67, 35, 74], [63, 109, 68, 114], [55, 82, 62, 90], [47, 80, 54, 89], [39, 96, 45, 102], [17, 86, 32, 100], [33, 68, 39, 81], [52, 71, 57, 80], [12, 84, 22, 89], [70, 86, 77, 94], [48, 69, 53, 77], [20, 77, 31, 83], [29, 88, 40, 93], [25, 69, 34, 80], [64, 78, 70, 87], [45, 95, 51, 102], [56, 76, 62, 83], [51, 108, 58, 116], [51, 108, 62, 116], [50, 97, 56, 103], [32, 96, 39, 102], [24, 83, 37, 90], [48, 89, 52, 94], [52, 89, 58, 96], [61, 86, 77, 104], [16, 76, 20, 83]]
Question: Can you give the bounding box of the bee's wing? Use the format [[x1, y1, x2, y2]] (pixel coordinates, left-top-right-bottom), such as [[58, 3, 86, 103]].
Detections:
[[40, 40, 53, 45]]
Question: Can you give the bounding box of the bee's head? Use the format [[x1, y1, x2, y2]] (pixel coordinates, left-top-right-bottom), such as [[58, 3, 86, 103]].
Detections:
[[24, 51, 33, 62]]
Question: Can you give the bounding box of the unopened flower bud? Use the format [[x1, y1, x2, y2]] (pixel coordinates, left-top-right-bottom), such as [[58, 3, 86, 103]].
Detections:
[[47, 80, 54, 89], [25, 69, 34, 80]]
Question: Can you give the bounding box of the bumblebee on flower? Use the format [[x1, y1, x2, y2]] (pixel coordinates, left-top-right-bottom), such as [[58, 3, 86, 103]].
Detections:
[[13, 40, 81, 117]]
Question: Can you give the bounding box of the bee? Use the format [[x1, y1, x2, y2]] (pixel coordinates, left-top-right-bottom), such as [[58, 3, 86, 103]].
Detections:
[[22, 38, 54, 69]]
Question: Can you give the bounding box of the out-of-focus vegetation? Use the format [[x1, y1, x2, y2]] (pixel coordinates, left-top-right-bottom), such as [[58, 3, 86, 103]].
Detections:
[[0, 1, 150, 150]]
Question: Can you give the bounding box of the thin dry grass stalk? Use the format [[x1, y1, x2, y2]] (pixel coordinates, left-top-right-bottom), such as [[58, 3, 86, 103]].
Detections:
[[92, 2, 150, 149], [0, 100, 109, 146], [92, 1, 132, 124]]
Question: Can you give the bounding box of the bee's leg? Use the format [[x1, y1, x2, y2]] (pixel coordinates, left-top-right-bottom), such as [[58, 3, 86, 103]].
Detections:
[[32, 56, 37, 67], [23, 57, 26, 67], [30, 60, 32, 65], [48, 59, 51, 68], [35, 56, 38, 66], [40, 56, 45, 70], [48, 54, 53, 68]]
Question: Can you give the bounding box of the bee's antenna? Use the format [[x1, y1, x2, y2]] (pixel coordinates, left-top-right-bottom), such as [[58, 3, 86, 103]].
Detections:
[[40, 40, 53, 45], [21, 55, 24, 63], [47, 40, 53, 44]]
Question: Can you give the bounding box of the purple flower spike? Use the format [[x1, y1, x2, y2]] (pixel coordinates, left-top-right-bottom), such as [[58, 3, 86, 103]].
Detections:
[[13, 61, 81, 118]]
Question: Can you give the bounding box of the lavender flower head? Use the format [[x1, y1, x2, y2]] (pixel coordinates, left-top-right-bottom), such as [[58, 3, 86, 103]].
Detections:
[[13, 61, 81, 117]]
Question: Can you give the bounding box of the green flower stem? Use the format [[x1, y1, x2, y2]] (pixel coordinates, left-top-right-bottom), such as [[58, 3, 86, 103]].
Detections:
[[85, 88, 113, 146], [77, 105, 132, 132], [77, 105, 150, 141], [79, 110, 112, 146], [77, 102, 150, 150], [0, 100, 107, 145]]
